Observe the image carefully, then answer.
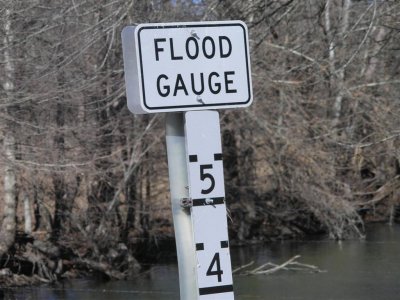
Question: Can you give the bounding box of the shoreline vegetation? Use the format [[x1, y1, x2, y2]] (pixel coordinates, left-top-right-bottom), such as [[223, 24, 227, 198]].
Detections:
[[1, 0, 399, 288]]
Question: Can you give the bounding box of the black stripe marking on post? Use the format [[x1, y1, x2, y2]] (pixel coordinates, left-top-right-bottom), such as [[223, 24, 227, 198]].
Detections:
[[199, 284, 234, 295], [220, 240, 229, 248], [192, 197, 225, 206], [214, 153, 223, 161], [189, 155, 198, 162], [196, 243, 204, 251]]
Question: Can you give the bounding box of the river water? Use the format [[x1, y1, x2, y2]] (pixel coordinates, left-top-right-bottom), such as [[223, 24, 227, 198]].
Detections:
[[5, 224, 400, 299]]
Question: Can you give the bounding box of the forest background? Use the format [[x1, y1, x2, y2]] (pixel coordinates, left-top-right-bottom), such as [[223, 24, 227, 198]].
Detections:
[[0, 0, 399, 283]]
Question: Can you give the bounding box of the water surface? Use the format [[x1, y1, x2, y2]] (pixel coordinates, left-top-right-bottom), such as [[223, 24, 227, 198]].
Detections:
[[5, 224, 400, 299]]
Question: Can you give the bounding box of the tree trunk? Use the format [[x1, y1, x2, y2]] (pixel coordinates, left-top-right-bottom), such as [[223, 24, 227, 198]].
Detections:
[[0, 6, 17, 258], [333, 0, 351, 127], [51, 100, 67, 240], [364, 26, 387, 82], [326, 0, 352, 127], [0, 134, 17, 257], [123, 172, 137, 243], [23, 192, 32, 235]]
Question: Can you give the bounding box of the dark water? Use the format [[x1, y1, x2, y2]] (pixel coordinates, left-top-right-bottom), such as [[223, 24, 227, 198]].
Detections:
[[4, 224, 400, 299]]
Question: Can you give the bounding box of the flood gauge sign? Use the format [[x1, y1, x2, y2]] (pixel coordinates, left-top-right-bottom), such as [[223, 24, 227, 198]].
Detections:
[[185, 111, 234, 299], [121, 21, 252, 114]]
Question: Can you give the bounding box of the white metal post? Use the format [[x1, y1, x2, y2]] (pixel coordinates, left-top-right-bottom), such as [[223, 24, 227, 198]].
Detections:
[[165, 113, 198, 300]]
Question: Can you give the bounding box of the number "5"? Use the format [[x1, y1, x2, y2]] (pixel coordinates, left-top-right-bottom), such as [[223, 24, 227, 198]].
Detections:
[[200, 164, 215, 194]]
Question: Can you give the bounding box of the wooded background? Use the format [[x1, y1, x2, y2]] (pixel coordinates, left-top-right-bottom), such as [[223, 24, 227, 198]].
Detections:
[[0, 0, 399, 282]]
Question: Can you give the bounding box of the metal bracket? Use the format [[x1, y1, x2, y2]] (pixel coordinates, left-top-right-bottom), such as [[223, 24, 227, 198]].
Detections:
[[180, 197, 193, 208]]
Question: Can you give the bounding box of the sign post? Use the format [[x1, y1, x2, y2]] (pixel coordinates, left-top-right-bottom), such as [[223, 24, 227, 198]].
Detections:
[[121, 20, 252, 300], [165, 113, 198, 299]]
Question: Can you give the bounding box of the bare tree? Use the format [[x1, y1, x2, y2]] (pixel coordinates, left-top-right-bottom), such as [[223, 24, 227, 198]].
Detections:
[[0, 2, 17, 258]]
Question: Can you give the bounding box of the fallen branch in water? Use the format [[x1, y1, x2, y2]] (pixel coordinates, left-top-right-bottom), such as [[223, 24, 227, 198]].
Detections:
[[232, 260, 255, 273], [233, 255, 325, 275]]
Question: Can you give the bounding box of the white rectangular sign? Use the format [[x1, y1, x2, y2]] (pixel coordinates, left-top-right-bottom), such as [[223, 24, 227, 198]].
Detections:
[[122, 21, 252, 114], [185, 111, 234, 299]]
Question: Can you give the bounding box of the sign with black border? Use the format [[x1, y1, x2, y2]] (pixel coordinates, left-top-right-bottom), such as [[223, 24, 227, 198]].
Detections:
[[122, 21, 253, 114]]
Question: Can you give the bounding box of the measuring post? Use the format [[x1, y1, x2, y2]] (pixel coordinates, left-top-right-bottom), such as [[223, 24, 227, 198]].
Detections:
[[185, 111, 233, 299], [121, 20, 252, 300]]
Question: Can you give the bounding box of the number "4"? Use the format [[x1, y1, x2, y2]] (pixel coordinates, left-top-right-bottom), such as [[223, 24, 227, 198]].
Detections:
[[206, 253, 223, 282]]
